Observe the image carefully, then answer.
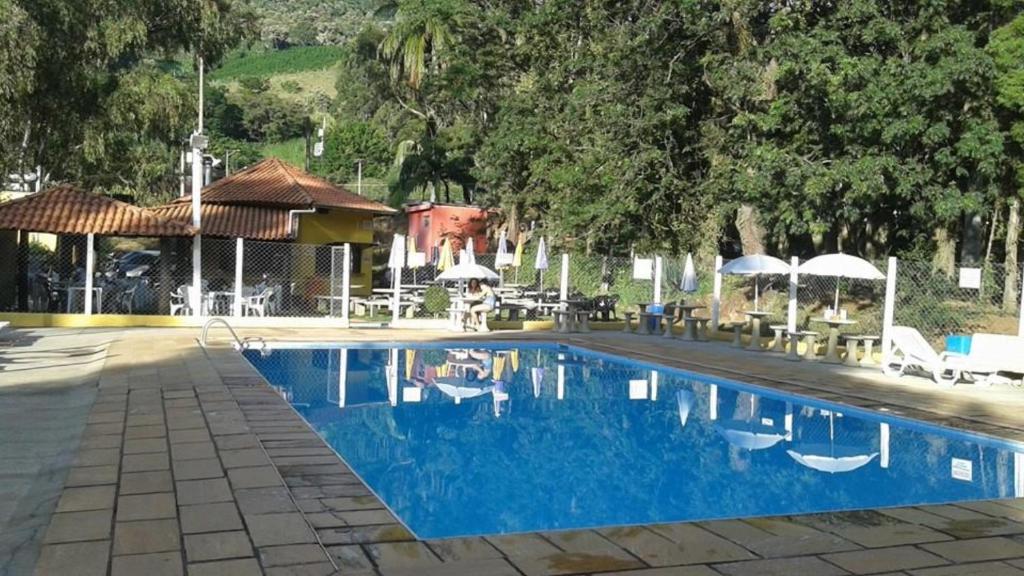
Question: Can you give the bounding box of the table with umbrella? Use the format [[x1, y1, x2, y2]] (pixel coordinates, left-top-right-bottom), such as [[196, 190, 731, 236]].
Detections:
[[436, 261, 500, 332], [799, 254, 885, 363], [719, 255, 791, 350]]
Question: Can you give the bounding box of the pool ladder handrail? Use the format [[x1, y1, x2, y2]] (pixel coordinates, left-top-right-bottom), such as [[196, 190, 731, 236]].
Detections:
[[200, 317, 267, 353]]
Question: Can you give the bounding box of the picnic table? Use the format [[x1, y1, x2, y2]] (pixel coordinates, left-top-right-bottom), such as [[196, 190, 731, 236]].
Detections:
[[743, 310, 772, 351], [679, 304, 706, 341], [811, 317, 858, 363]]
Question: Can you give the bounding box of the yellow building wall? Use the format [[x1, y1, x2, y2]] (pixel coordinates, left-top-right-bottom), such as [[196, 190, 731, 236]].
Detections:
[[295, 209, 376, 296]]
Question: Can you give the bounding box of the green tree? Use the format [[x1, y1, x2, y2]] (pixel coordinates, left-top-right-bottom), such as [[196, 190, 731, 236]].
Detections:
[[319, 119, 391, 181]]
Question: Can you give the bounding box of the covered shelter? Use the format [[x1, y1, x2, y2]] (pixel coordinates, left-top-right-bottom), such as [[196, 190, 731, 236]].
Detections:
[[152, 158, 397, 300], [0, 185, 196, 315]]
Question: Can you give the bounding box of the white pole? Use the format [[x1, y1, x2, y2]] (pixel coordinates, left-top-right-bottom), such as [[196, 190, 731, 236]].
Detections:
[[1018, 265, 1024, 336], [357, 160, 363, 196], [392, 237, 402, 325], [190, 56, 205, 316], [1015, 452, 1023, 498], [233, 238, 243, 317], [880, 422, 890, 469], [338, 349, 348, 408], [557, 353, 565, 400], [653, 256, 663, 304], [84, 233, 95, 315], [881, 256, 898, 368], [341, 243, 351, 327], [559, 253, 569, 310], [711, 255, 723, 334], [788, 256, 799, 333], [709, 384, 718, 420]]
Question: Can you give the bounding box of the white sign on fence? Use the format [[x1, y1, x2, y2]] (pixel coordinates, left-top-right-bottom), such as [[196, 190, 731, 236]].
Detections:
[[633, 258, 653, 280], [959, 267, 982, 289]]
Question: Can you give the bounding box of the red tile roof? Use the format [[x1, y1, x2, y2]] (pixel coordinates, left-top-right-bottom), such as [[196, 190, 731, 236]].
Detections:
[[150, 203, 292, 241], [0, 185, 196, 237], [194, 158, 397, 214]]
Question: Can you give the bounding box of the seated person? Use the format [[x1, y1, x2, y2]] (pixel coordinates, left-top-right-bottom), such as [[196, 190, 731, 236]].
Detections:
[[464, 278, 496, 329]]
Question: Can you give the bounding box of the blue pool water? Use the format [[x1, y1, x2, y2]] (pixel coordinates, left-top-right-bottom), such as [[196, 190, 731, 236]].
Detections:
[[244, 342, 1024, 539]]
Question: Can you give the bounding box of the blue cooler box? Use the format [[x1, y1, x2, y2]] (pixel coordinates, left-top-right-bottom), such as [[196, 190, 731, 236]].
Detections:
[[945, 335, 972, 355]]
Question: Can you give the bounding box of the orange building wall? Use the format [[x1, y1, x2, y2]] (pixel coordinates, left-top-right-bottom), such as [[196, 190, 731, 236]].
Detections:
[[407, 204, 490, 256]]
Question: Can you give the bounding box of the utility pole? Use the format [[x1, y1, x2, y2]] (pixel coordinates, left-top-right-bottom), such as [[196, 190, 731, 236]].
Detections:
[[355, 159, 364, 196], [190, 55, 208, 316]]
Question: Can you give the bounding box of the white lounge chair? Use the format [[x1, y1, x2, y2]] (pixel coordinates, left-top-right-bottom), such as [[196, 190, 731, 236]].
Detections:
[[884, 326, 994, 386]]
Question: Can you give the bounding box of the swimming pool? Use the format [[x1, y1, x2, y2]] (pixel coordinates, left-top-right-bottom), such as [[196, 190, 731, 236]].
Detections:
[[243, 342, 1024, 540]]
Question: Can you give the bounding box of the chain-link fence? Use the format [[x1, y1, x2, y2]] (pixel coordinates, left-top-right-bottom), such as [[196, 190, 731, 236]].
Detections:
[[894, 260, 1020, 347]]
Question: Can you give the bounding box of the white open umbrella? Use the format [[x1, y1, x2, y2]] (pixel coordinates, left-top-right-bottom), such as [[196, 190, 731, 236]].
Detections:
[[786, 410, 879, 474], [534, 236, 549, 290], [434, 379, 493, 405], [719, 255, 790, 311], [435, 262, 500, 282], [680, 253, 698, 293], [799, 253, 884, 311]]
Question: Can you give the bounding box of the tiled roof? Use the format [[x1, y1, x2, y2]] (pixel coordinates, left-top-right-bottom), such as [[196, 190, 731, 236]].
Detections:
[[0, 185, 196, 237], [150, 203, 292, 241], [194, 158, 397, 214]]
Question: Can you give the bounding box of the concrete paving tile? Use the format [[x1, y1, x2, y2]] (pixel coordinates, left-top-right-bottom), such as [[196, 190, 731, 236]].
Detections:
[[124, 438, 169, 454], [824, 546, 950, 574], [112, 519, 181, 554], [55, 485, 116, 513], [260, 543, 331, 567], [228, 466, 283, 489], [700, 518, 861, 557], [332, 509, 397, 526], [171, 441, 218, 461], [215, 434, 261, 450], [127, 414, 166, 427], [319, 496, 381, 512], [508, 549, 644, 576], [601, 525, 754, 566], [122, 452, 170, 473], [920, 537, 1024, 562], [234, 486, 298, 515], [120, 470, 174, 495], [33, 541, 110, 576], [426, 537, 502, 561], [110, 551, 183, 576], [909, 561, 1024, 575], [600, 567, 721, 576], [176, 477, 235, 505], [43, 509, 112, 543], [125, 425, 167, 439], [180, 502, 243, 534], [245, 512, 317, 547], [263, 563, 337, 576], [316, 524, 415, 545], [714, 556, 849, 576], [364, 541, 441, 569], [825, 522, 953, 549], [220, 448, 272, 468], [170, 429, 213, 444], [184, 530, 254, 562], [117, 492, 177, 521], [187, 558, 263, 576], [83, 422, 123, 436], [486, 533, 562, 557], [384, 558, 522, 576], [80, 434, 123, 450], [323, 545, 375, 570], [173, 457, 224, 480], [167, 416, 208, 431], [74, 448, 121, 467], [65, 465, 119, 487]]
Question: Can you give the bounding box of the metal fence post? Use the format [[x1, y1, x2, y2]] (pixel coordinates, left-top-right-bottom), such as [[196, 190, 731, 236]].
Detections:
[[342, 243, 351, 327], [233, 238, 243, 317], [1018, 265, 1024, 336], [84, 232, 95, 315], [653, 256, 663, 304], [711, 255, 723, 334], [392, 238, 403, 325], [559, 253, 569, 309], [881, 256, 898, 368], [788, 256, 799, 333]]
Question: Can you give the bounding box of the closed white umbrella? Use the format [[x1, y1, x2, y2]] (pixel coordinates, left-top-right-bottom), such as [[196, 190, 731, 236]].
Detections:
[[799, 254, 884, 311], [680, 253, 698, 293], [676, 389, 694, 428], [531, 366, 544, 398], [719, 255, 790, 311], [534, 236, 549, 290], [435, 263, 500, 282], [496, 230, 511, 268], [387, 234, 406, 271], [465, 237, 476, 265]]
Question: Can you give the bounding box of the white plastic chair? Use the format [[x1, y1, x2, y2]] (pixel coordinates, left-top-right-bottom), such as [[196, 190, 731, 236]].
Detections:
[[244, 287, 274, 317], [884, 326, 976, 386], [169, 285, 190, 316]]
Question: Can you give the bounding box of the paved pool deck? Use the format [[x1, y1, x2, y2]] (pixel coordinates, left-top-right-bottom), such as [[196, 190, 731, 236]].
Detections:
[[10, 326, 1024, 576]]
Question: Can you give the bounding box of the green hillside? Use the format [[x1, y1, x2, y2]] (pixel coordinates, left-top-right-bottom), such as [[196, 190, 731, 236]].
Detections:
[[209, 46, 344, 81]]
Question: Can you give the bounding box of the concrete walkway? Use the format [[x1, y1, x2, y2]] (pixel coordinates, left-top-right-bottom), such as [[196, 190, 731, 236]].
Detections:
[[0, 329, 119, 576], [13, 327, 1024, 576]]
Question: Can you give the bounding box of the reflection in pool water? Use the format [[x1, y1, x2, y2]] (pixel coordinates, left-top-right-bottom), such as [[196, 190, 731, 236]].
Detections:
[[245, 343, 1024, 539]]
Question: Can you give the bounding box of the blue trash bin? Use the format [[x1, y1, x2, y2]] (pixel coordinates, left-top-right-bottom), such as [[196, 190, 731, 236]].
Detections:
[[648, 304, 665, 332], [945, 335, 972, 355]]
